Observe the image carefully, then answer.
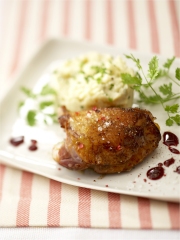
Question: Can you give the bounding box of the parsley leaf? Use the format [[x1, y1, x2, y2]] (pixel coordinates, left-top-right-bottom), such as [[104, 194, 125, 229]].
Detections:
[[109, 83, 114, 90], [97, 77, 102, 84], [91, 65, 108, 75]]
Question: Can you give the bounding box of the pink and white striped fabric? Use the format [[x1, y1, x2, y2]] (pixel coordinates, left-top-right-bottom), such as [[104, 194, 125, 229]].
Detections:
[[0, 0, 179, 229]]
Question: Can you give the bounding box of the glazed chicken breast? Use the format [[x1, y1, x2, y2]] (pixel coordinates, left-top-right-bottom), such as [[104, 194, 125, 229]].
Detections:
[[53, 108, 161, 174]]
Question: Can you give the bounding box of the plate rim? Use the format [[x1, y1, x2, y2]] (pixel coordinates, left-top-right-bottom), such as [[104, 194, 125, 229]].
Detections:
[[0, 37, 180, 203]]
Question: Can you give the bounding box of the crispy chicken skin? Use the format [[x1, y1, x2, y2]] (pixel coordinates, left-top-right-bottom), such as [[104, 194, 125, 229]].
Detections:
[[53, 108, 161, 174]]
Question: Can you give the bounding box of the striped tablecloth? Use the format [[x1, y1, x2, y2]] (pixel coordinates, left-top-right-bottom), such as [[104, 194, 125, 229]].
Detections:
[[0, 0, 179, 229]]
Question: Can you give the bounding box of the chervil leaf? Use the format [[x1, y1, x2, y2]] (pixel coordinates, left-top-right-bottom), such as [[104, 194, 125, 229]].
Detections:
[[124, 54, 133, 59], [121, 54, 179, 126], [39, 101, 54, 110], [175, 68, 180, 80], [165, 104, 179, 113], [40, 84, 57, 96], [163, 56, 175, 70], [171, 114, 180, 125], [148, 56, 159, 80], [135, 72, 142, 80], [159, 83, 172, 96], [121, 73, 142, 85], [156, 69, 167, 78], [21, 87, 36, 98], [124, 54, 141, 69], [133, 85, 141, 91], [19, 53, 180, 127], [139, 92, 162, 104], [26, 110, 36, 126], [45, 113, 58, 123], [18, 101, 25, 110], [166, 118, 174, 126]]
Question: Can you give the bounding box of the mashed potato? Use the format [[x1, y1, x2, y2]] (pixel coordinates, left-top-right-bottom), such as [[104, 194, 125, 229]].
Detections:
[[51, 52, 135, 112]]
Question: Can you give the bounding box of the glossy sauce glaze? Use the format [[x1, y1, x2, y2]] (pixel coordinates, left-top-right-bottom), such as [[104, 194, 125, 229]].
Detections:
[[9, 136, 38, 151], [174, 166, 180, 174], [163, 131, 180, 154], [164, 157, 175, 167], [147, 156, 177, 180], [29, 140, 38, 151], [10, 136, 24, 146], [163, 131, 179, 146], [168, 147, 180, 154], [147, 167, 164, 180]]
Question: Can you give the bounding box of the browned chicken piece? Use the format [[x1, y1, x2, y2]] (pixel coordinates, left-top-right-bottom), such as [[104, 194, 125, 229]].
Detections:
[[53, 107, 161, 174]]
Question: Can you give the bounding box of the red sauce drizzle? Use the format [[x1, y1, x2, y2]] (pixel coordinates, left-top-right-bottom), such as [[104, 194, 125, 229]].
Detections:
[[28, 139, 38, 151], [164, 157, 175, 167], [174, 166, 180, 174], [147, 167, 164, 180], [168, 147, 180, 154], [10, 136, 24, 146], [146, 131, 179, 180], [163, 131, 179, 154], [163, 131, 179, 147]]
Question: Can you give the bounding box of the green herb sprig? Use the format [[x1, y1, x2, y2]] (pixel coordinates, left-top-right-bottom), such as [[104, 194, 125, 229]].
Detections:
[[19, 84, 59, 126], [121, 54, 180, 126]]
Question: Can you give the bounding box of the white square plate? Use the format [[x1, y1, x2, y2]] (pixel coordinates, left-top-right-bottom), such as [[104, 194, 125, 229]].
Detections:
[[0, 38, 180, 202]]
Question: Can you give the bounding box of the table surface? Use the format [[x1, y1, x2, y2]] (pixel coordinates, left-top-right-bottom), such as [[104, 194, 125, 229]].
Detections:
[[0, 0, 180, 239], [0, 228, 180, 240]]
